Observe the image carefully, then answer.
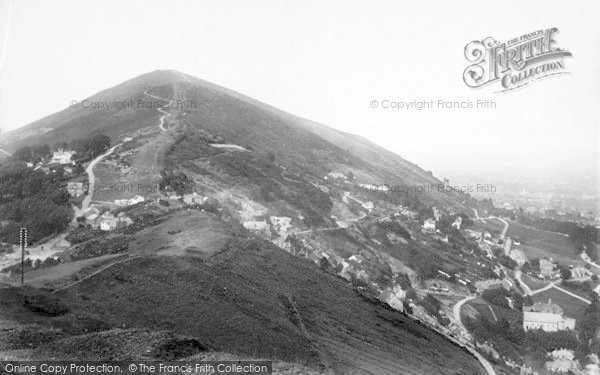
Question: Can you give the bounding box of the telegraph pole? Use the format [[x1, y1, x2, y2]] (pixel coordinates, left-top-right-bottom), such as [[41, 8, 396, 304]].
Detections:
[[19, 227, 28, 285]]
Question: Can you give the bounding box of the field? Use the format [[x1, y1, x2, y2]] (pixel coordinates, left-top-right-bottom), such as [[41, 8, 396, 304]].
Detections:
[[92, 129, 174, 203], [520, 274, 549, 291], [473, 218, 506, 236], [531, 288, 589, 326], [465, 298, 499, 324], [7, 253, 126, 289], [507, 222, 582, 266]]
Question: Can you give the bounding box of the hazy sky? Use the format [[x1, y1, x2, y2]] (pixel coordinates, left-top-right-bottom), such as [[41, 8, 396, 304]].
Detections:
[[0, 0, 598, 184]]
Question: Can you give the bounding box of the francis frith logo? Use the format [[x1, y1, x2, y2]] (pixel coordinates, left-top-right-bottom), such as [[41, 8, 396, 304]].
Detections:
[[463, 28, 572, 92]]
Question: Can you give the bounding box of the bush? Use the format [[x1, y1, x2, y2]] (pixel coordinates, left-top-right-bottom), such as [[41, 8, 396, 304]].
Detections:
[[23, 294, 69, 316]]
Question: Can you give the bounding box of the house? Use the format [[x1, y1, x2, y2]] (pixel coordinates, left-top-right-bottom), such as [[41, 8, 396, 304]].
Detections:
[[67, 182, 84, 198], [451, 216, 462, 230], [50, 149, 75, 165], [378, 289, 404, 312], [358, 183, 389, 192], [594, 284, 600, 296], [523, 299, 576, 332], [324, 171, 346, 180], [570, 266, 591, 279], [99, 212, 133, 231], [183, 193, 206, 205], [422, 218, 436, 233], [545, 350, 580, 374], [465, 229, 482, 241], [100, 213, 118, 231], [114, 195, 145, 207], [545, 359, 580, 373], [509, 249, 527, 266]]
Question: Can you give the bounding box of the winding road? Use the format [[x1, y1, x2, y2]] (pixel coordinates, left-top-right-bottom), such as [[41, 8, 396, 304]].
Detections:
[[75, 143, 122, 217], [144, 90, 173, 132], [451, 295, 497, 375]]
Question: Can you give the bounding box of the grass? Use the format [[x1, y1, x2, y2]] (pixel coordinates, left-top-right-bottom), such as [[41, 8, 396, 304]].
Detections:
[[0, 209, 489, 374], [520, 274, 549, 291], [531, 288, 589, 325], [507, 222, 581, 266]]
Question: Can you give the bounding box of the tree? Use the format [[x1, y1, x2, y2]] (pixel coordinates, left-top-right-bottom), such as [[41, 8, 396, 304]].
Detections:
[[557, 265, 572, 280]]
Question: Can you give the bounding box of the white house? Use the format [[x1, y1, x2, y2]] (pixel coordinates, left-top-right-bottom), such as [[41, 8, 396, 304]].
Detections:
[[378, 289, 404, 312], [422, 218, 436, 232], [183, 193, 206, 205], [99, 212, 133, 231], [50, 149, 75, 165], [324, 171, 346, 180], [523, 300, 576, 332], [451, 216, 462, 230], [114, 195, 145, 207]]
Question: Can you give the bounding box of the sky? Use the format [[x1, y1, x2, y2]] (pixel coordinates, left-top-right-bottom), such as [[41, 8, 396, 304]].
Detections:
[[0, 0, 598, 185]]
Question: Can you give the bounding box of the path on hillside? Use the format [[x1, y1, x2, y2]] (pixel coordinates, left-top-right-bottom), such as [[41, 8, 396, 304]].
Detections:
[[144, 90, 174, 132], [496, 217, 509, 239], [7, 253, 125, 287], [0, 148, 11, 156], [453, 295, 476, 332], [514, 270, 533, 294], [179, 72, 192, 83], [74, 143, 122, 217], [53, 255, 140, 293], [581, 252, 600, 270]]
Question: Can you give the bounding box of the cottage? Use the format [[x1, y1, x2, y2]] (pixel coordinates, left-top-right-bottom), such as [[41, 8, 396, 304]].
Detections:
[[183, 193, 206, 205], [99, 212, 133, 231]]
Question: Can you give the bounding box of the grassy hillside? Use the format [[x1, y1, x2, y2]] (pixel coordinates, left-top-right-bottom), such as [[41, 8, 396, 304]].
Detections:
[[0, 70, 468, 210], [0, 210, 486, 374]]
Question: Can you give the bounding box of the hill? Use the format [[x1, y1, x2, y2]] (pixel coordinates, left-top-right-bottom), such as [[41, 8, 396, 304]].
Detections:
[[0, 70, 490, 373], [0, 70, 467, 210], [0, 210, 486, 374]]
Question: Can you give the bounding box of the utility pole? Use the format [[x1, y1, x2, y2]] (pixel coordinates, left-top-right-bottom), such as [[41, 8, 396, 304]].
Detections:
[[19, 227, 28, 285]]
